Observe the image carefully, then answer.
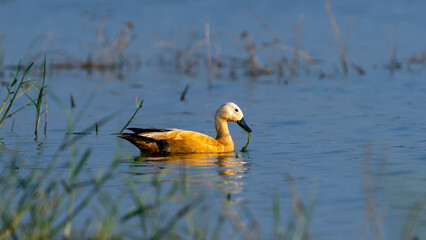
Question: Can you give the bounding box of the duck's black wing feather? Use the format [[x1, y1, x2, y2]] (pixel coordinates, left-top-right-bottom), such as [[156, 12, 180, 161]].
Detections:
[[127, 128, 172, 134]]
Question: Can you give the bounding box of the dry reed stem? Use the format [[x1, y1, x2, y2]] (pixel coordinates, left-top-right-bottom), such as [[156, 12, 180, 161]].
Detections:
[[325, 0, 349, 74], [267, 56, 284, 83], [223, 205, 260, 240], [2, 87, 31, 111], [44, 99, 47, 137], [285, 174, 313, 240], [205, 22, 212, 87], [213, 42, 221, 77], [27, 33, 53, 63], [400, 195, 426, 240], [11, 114, 15, 131], [388, 25, 401, 75], [362, 143, 384, 240], [240, 31, 263, 77]]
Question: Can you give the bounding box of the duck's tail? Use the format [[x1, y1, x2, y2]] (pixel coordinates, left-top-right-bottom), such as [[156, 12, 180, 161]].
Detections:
[[119, 128, 171, 155]]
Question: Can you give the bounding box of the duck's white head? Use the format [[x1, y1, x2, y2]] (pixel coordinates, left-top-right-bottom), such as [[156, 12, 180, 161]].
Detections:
[[215, 102, 252, 132]]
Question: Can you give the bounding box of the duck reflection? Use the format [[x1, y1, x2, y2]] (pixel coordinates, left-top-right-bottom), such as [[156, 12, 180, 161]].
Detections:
[[125, 152, 248, 194]]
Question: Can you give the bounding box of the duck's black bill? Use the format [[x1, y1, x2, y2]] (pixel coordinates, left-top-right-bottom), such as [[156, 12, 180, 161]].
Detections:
[[237, 117, 252, 133]]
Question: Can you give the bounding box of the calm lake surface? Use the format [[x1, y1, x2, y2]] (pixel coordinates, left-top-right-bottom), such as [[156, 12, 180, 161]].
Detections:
[[1, 0, 426, 239]]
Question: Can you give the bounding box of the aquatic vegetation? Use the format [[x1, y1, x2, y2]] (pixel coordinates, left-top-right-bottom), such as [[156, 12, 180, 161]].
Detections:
[[325, 0, 349, 75], [8, 2, 426, 83], [240, 129, 251, 152], [119, 96, 144, 133], [23, 18, 136, 73], [0, 59, 49, 134], [0, 61, 33, 128], [5, 1, 426, 84], [25, 56, 47, 139]]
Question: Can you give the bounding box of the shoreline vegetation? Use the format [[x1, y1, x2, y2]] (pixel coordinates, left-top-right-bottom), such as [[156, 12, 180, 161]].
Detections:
[[2, 3, 426, 84]]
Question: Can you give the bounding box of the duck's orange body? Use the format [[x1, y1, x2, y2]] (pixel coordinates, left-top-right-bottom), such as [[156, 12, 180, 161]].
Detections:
[[120, 102, 252, 155]]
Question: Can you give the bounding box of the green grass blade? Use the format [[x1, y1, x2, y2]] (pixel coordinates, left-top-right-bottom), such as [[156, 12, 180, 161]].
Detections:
[[119, 98, 144, 133], [0, 62, 34, 127], [4, 103, 33, 120], [70, 148, 91, 181], [24, 93, 37, 106], [10, 60, 21, 87], [34, 56, 47, 138]]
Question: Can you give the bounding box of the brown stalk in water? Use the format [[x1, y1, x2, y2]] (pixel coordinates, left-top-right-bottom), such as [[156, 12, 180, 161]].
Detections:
[[44, 99, 48, 137], [388, 25, 401, 76], [361, 142, 384, 240], [205, 22, 212, 88], [325, 0, 349, 75]]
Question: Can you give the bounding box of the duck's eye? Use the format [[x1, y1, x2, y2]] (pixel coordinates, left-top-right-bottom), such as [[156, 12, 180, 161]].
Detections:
[[235, 109, 239, 112]]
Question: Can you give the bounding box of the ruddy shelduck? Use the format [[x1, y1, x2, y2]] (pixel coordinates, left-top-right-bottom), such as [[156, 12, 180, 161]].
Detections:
[[120, 102, 252, 155]]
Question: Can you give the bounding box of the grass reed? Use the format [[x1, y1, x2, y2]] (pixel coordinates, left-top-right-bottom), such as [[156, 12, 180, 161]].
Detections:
[[4, 12, 426, 86], [119, 96, 144, 133], [387, 26, 402, 75], [25, 56, 47, 140], [325, 0, 349, 75], [205, 22, 212, 88], [44, 99, 48, 136], [361, 143, 426, 240], [0, 61, 33, 127], [362, 142, 384, 240]]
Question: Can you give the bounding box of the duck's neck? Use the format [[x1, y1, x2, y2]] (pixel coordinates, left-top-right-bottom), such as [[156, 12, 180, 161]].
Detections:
[[215, 117, 234, 148]]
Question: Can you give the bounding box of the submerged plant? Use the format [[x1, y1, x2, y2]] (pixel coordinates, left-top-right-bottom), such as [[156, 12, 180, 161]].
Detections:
[[240, 129, 251, 152]]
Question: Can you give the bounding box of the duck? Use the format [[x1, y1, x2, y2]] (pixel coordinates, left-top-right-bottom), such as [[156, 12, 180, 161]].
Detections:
[[120, 102, 252, 155]]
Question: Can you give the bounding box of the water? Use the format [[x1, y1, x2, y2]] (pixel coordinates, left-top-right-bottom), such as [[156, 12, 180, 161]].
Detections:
[[2, 0, 426, 239]]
